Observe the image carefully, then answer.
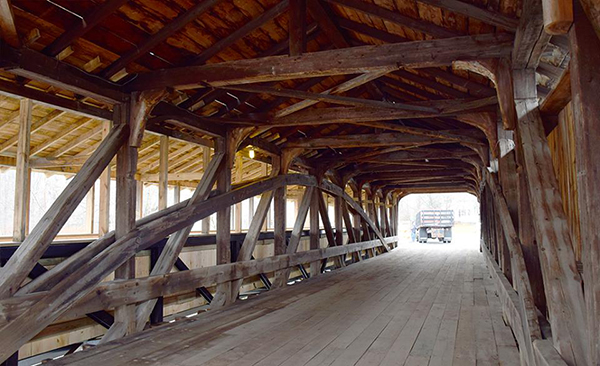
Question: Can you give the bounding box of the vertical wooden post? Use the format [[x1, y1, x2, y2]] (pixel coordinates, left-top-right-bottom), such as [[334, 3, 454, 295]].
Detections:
[[570, 4, 600, 363], [85, 185, 95, 234], [309, 188, 320, 276], [273, 156, 287, 256], [514, 68, 589, 365], [201, 146, 211, 234], [13, 98, 32, 242], [158, 135, 168, 210], [110, 103, 138, 339], [213, 136, 232, 308], [173, 184, 180, 204], [234, 155, 243, 232], [136, 180, 143, 219], [98, 120, 111, 236]]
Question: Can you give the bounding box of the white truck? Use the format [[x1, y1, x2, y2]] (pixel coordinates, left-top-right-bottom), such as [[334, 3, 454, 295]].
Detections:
[[414, 210, 454, 243]]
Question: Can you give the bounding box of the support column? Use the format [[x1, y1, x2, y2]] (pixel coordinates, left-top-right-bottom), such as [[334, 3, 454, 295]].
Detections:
[[309, 188, 320, 276], [98, 120, 111, 236], [106, 103, 138, 340], [201, 146, 211, 234], [234, 155, 243, 232], [85, 185, 95, 234], [213, 137, 232, 308], [569, 4, 600, 363], [13, 98, 32, 242], [273, 156, 287, 256], [158, 135, 168, 210], [514, 68, 589, 365]]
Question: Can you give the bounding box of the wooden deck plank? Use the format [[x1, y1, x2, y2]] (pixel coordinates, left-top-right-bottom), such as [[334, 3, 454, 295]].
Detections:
[[46, 242, 519, 366]]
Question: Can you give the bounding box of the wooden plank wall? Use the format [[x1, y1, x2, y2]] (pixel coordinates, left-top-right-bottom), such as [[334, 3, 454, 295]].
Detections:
[[547, 102, 582, 261]]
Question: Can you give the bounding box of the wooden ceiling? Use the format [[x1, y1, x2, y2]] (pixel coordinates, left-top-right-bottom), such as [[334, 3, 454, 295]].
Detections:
[[0, 0, 569, 196]]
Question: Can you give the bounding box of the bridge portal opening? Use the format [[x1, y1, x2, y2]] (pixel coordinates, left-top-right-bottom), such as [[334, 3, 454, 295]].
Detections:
[[396, 193, 480, 249]]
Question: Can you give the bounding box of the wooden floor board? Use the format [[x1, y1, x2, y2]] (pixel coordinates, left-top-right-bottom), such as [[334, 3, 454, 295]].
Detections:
[[46, 241, 519, 366]]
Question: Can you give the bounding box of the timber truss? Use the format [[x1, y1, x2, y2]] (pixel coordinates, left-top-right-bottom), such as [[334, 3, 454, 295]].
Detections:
[[0, 0, 598, 364]]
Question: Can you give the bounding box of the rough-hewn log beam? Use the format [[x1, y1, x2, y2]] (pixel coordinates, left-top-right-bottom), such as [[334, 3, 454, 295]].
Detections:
[[0, 44, 126, 104], [126, 33, 513, 91]]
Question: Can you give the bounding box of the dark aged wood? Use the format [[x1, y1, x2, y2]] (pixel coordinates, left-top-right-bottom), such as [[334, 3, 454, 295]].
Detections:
[[0, 44, 126, 104], [289, 0, 306, 56], [284, 133, 450, 149], [99, 0, 223, 78], [270, 97, 498, 127], [125, 33, 513, 90], [569, 5, 600, 364], [0, 0, 19, 47], [0, 79, 112, 120], [42, 0, 129, 57], [185, 0, 290, 66], [539, 66, 570, 134], [149, 101, 227, 138], [323, 0, 460, 38]]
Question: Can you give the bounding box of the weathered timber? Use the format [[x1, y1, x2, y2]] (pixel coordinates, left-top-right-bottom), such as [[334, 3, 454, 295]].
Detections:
[[0, 44, 126, 104], [149, 101, 227, 138], [270, 97, 498, 127], [0, 174, 385, 360], [99, 0, 222, 78], [0, 124, 128, 299], [125, 33, 513, 90], [513, 0, 552, 69], [218, 84, 438, 112], [284, 133, 451, 149], [0, 0, 19, 47], [485, 172, 541, 365], [275, 71, 389, 117], [323, 0, 460, 38], [289, 0, 306, 55], [42, 0, 129, 57], [0, 79, 112, 120], [231, 191, 273, 299], [273, 187, 315, 287], [135, 153, 223, 331], [515, 70, 589, 365], [569, 5, 600, 364], [541, 0, 572, 34], [12, 98, 31, 242]]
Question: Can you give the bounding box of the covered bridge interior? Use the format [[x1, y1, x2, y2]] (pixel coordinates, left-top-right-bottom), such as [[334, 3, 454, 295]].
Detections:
[[0, 0, 597, 364]]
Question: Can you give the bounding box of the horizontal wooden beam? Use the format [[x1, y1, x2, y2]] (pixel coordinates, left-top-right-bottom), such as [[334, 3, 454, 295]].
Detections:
[[1, 236, 397, 325], [0, 44, 126, 104], [126, 33, 513, 90], [0, 79, 112, 120], [284, 133, 450, 149], [149, 101, 227, 138], [218, 84, 437, 112], [271, 96, 497, 126]]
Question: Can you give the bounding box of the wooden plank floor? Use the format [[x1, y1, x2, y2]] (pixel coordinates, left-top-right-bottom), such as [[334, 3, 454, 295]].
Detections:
[[48, 241, 520, 366]]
